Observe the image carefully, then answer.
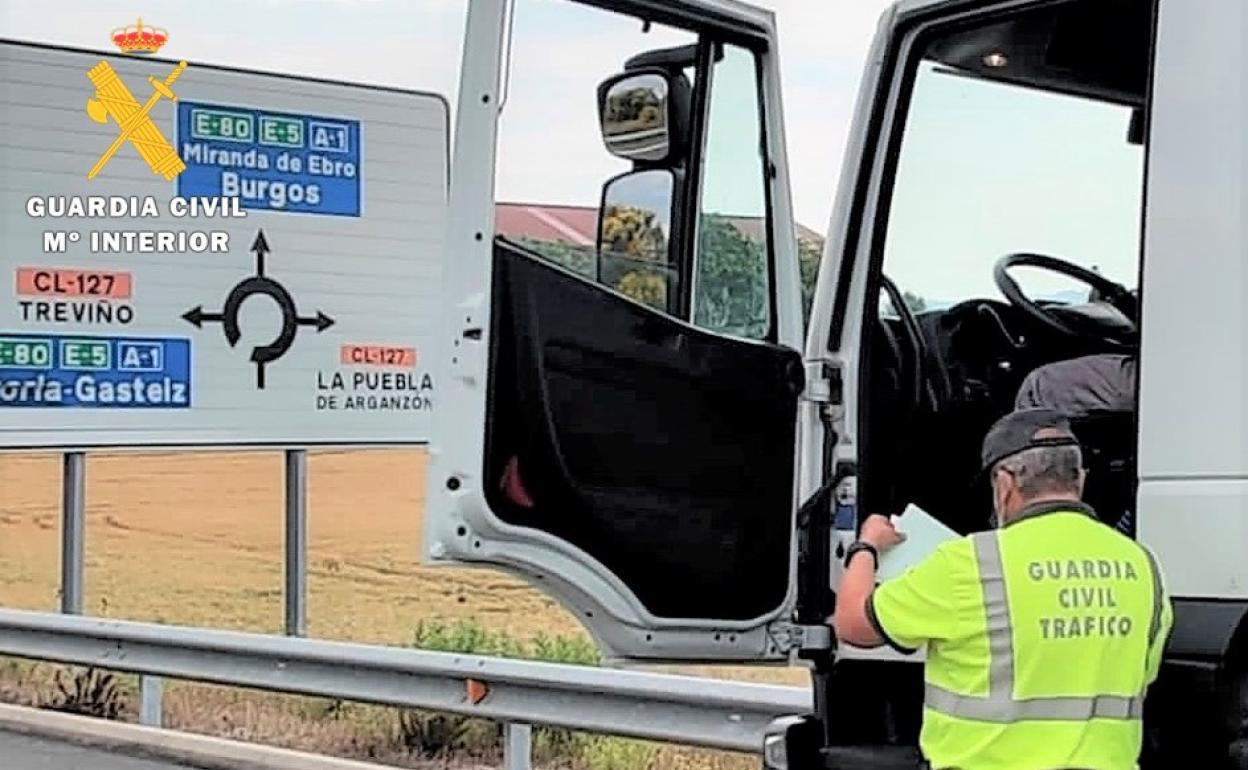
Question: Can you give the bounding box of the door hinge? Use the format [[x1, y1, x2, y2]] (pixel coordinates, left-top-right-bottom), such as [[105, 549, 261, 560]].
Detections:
[[802, 361, 830, 404], [803, 361, 844, 407], [770, 621, 834, 654]]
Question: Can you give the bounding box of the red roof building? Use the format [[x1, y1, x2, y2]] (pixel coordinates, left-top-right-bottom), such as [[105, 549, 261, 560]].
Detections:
[[495, 202, 823, 247]]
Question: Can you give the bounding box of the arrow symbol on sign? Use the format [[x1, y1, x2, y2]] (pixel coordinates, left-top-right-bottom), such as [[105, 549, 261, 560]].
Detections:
[[298, 311, 336, 333], [179, 230, 337, 390], [251, 229, 271, 277], [181, 305, 223, 328]]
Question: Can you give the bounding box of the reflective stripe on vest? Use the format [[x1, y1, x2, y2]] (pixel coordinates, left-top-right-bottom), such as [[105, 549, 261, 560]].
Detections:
[[924, 530, 1163, 723]]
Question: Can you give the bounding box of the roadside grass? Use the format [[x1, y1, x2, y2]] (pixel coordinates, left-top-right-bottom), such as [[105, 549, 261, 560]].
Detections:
[[400, 618, 664, 769]]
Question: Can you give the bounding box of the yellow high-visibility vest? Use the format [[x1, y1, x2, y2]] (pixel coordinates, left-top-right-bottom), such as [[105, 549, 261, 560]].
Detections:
[[868, 501, 1173, 770]]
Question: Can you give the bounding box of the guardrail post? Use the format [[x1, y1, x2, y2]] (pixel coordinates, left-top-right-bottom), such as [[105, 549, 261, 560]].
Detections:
[[284, 449, 308, 637], [504, 721, 532, 770], [139, 675, 164, 726], [60, 452, 86, 615]]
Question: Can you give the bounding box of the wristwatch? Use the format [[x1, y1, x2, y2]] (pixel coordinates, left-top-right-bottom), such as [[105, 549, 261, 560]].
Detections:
[[844, 540, 879, 570]]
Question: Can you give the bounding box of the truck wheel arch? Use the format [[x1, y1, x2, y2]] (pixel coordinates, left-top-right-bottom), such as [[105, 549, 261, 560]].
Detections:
[[1147, 599, 1248, 769]]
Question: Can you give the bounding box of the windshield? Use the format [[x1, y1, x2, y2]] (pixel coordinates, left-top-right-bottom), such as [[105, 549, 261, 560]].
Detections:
[[881, 60, 1145, 312]]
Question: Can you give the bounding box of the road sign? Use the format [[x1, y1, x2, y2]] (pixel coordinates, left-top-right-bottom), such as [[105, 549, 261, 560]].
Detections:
[[178, 102, 362, 216], [1, 40, 449, 449], [0, 332, 191, 408]]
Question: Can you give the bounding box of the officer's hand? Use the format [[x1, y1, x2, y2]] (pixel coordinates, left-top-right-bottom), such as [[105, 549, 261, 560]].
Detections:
[[859, 514, 906, 553]]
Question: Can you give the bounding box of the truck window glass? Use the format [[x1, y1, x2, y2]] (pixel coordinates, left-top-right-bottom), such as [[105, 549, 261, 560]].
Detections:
[[494, 0, 694, 308], [693, 44, 772, 340], [859, 1, 1152, 537], [883, 61, 1143, 309]]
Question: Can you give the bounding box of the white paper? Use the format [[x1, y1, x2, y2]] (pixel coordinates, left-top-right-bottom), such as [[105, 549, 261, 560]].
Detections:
[[876, 504, 961, 582]]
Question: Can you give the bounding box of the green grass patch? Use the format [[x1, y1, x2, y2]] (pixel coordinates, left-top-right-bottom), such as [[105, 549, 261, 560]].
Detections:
[[404, 618, 655, 769]]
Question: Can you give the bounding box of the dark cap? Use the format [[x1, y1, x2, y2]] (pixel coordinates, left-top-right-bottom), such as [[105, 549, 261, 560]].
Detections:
[[980, 408, 1080, 474]]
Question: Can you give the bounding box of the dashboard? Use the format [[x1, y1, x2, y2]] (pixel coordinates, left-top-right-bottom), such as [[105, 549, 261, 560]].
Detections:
[[863, 291, 1135, 534]]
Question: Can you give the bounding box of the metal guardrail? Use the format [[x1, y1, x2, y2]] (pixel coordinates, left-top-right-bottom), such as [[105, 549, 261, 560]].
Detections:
[[0, 608, 811, 757], [16, 449, 811, 767]]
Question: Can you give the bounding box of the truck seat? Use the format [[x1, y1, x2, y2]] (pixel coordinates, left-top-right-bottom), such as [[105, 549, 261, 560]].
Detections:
[[1069, 410, 1137, 534]]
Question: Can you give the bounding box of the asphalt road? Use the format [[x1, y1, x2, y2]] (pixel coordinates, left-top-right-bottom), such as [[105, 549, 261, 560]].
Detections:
[[0, 730, 202, 770]]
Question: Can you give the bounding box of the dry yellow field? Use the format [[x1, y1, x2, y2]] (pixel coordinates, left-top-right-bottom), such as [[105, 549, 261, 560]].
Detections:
[[0, 448, 807, 687], [0, 449, 587, 644]]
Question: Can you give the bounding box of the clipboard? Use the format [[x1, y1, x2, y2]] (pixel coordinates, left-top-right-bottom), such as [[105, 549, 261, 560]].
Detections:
[[877, 504, 961, 582]]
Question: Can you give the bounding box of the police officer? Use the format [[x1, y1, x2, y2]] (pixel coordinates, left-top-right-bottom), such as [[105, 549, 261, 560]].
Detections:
[[833, 408, 1173, 770]]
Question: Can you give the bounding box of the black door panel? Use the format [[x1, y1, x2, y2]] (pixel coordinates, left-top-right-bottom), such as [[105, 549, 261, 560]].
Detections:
[[485, 241, 802, 621]]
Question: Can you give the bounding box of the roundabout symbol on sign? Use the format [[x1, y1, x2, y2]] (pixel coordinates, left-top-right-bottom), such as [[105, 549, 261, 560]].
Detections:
[[182, 229, 335, 389]]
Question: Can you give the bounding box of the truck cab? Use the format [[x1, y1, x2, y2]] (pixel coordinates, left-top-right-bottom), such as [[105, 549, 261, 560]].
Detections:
[[429, 0, 1248, 767]]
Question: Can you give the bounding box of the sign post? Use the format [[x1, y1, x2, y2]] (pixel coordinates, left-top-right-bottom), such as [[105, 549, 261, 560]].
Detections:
[[284, 449, 308, 638], [59, 452, 86, 615]]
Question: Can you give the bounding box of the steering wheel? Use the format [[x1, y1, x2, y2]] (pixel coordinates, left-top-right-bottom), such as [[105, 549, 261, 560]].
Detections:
[[993, 253, 1138, 349], [879, 275, 926, 413]]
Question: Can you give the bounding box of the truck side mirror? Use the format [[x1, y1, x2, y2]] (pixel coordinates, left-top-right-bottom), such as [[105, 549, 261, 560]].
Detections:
[[595, 168, 679, 311], [597, 70, 677, 163]]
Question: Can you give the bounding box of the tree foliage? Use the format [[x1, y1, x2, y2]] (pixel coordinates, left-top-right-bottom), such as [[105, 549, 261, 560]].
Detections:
[[599, 205, 666, 263], [513, 237, 596, 278], [513, 215, 926, 338], [517, 221, 672, 313], [616, 272, 667, 308], [693, 214, 770, 339], [797, 235, 823, 329], [602, 85, 664, 132], [598, 205, 671, 311]]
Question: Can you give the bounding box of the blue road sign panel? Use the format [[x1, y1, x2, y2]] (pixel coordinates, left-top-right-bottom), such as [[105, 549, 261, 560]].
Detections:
[[177, 102, 362, 217], [0, 333, 191, 408]]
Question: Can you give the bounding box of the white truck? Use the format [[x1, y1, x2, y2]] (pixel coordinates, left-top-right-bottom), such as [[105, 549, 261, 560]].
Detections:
[[427, 0, 1247, 767]]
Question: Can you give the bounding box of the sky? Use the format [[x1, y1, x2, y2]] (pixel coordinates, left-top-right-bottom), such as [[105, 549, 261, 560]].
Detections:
[[1, 0, 1146, 301], [883, 61, 1144, 302], [0, 0, 895, 232]]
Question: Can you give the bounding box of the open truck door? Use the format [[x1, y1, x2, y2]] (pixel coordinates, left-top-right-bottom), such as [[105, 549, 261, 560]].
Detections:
[[426, 0, 814, 663]]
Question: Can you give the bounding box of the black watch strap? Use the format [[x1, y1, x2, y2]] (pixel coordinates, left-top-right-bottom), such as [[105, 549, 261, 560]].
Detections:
[[845, 540, 879, 570]]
